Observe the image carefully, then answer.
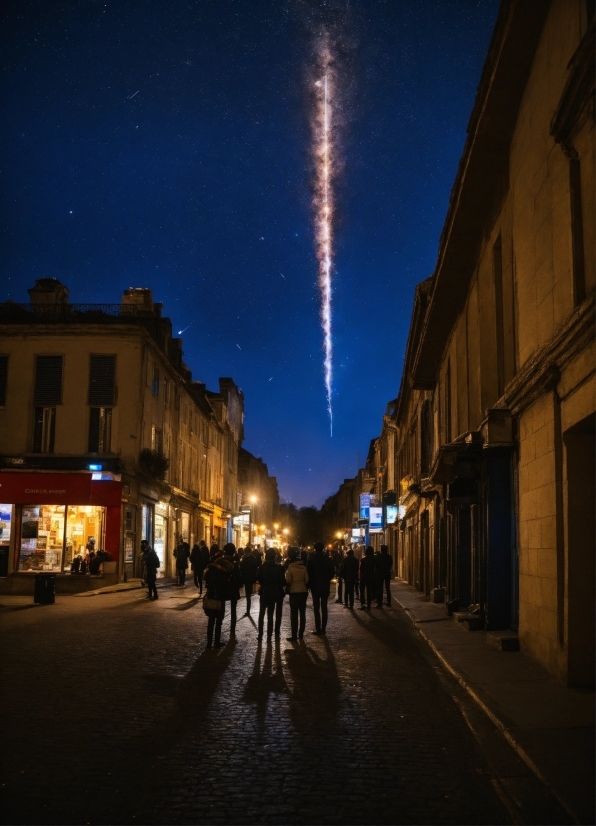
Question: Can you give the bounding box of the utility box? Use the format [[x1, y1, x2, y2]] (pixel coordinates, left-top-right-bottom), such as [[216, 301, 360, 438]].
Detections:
[[34, 574, 56, 604]]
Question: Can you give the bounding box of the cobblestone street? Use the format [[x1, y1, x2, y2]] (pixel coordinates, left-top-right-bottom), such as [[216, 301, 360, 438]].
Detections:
[[1, 586, 569, 825]]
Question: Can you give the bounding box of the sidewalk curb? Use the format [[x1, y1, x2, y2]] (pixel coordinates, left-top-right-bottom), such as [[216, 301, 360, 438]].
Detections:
[[397, 600, 581, 825], [74, 580, 177, 597]]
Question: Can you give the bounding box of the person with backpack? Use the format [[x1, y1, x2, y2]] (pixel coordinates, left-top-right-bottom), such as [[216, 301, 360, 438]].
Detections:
[[285, 546, 309, 641], [240, 544, 259, 616], [256, 548, 287, 641], [204, 552, 233, 648], [141, 539, 160, 600]]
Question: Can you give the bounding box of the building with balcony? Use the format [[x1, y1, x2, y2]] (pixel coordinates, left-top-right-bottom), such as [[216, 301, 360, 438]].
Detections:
[[0, 279, 245, 590]]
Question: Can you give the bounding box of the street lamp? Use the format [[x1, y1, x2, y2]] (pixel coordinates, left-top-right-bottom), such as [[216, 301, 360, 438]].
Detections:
[[249, 495, 257, 545]]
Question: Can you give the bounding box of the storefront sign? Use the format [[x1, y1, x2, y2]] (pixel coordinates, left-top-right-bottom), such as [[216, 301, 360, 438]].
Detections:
[[359, 493, 371, 519], [386, 505, 398, 524], [0, 472, 92, 504], [369, 506, 383, 532], [0, 472, 122, 507]]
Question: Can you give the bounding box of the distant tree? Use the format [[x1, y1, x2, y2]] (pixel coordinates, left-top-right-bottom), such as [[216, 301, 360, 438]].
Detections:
[[276, 502, 326, 547], [296, 506, 324, 547]]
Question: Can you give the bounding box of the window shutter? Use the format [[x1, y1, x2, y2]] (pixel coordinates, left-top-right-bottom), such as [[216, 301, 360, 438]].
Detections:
[[89, 355, 116, 405], [0, 356, 7, 406], [34, 356, 63, 405]]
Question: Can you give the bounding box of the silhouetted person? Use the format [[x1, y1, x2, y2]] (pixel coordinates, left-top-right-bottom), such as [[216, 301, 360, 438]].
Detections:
[[190, 539, 210, 592], [209, 543, 220, 562], [256, 548, 286, 641], [285, 546, 309, 641], [204, 553, 232, 648], [375, 544, 393, 607], [359, 546, 376, 610], [307, 542, 335, 635], [141, 539, 160, 600], [174, 536, 190, 586], [333, 547, 344, 603], [340, 548, 359, 609], [223, 543, 242, 636], [240, 545, 259, 616]]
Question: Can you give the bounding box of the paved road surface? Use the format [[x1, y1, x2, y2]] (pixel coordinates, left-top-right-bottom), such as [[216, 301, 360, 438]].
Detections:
[[0, 587, 569, 825]]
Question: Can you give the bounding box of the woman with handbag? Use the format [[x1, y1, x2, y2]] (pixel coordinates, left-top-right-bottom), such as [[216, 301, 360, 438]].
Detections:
[[204, 553, 233, 648]]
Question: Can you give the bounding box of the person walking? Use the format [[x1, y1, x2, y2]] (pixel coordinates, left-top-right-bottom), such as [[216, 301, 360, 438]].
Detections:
[[222, 543, 242, 636], [174, 536, 190, 586], [204, 552, 233, 648], [285, 546, 309, 641], [190, 539, 207, 592], [375, 544, 393, 607], [359, 546, 376, 610], [256, 548, 286, 641], [141, 539, 160, 600], [307, 542, 335, 635], [333, 547, 344, 603], [240, 545, 259, 616], [341, 548, 359, 609]]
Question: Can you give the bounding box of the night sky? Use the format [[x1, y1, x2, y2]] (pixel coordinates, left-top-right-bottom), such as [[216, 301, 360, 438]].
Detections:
[[1, 0, 499, 507]]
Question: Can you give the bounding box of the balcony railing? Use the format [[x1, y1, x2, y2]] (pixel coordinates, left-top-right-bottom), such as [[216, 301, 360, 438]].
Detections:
[[0, 302, 159, 323]]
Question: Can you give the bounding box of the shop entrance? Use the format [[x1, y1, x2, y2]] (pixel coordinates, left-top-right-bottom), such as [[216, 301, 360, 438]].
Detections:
[[154, 513, 167, 577]]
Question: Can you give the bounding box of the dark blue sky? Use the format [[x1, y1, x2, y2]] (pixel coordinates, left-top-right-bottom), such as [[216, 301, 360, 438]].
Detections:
[[1, 0, 498, 506]]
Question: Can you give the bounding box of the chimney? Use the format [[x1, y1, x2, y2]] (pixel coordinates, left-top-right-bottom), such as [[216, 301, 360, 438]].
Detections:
[[121, 287, 159, 315], [28, 278, 69, 305]]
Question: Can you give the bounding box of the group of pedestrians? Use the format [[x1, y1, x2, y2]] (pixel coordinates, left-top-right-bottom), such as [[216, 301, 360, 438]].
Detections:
[[140, 536, 393, 647], [336, 544, 393, 610]]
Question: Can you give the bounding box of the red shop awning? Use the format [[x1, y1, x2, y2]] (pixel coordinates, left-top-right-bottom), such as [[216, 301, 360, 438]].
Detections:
[[0, 472, 122, 507]]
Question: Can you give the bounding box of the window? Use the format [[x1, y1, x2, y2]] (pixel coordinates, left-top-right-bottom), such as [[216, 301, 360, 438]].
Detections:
[[164, 379, 170, 407], [445, 361, 452, 443], [18, 504, 106, 573], [34, 355, 63, 405], [152, 364, 159, 397], [0, 355, 7, 406], [88, 407, 112, 453], [33, 407, 56, 453], [420, 400, 433, 475], [89, 355, 116, 405], [151, 425, 163, 453]]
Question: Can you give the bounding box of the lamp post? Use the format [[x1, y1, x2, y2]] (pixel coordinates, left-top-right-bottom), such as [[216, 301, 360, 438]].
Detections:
[[249, 495, 257, 546]]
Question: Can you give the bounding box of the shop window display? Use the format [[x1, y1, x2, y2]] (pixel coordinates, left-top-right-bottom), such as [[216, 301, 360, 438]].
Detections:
[[18, 504, 106, 573], [20, 505, 65, 572]]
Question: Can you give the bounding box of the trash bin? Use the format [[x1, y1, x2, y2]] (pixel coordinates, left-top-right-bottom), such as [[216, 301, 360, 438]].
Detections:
[[34, 573, 56, 604]]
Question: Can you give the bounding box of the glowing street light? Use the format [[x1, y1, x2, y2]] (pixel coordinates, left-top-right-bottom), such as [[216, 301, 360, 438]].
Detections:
[[248, 495, 258, 545]]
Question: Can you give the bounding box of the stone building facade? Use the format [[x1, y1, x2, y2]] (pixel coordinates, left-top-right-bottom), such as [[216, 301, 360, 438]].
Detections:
[[236, 447, 279, 547], [409, 0, 594, 687], [0, 279, 245, 590], [325, 0, 594, 687]]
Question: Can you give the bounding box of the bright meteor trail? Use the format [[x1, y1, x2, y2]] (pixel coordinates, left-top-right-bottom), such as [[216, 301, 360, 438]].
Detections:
[[313, 43, 336, 436]]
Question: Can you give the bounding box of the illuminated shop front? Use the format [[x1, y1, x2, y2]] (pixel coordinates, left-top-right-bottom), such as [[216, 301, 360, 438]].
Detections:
[[0, 472, 122, 575], [19, 504, 106, 572]]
